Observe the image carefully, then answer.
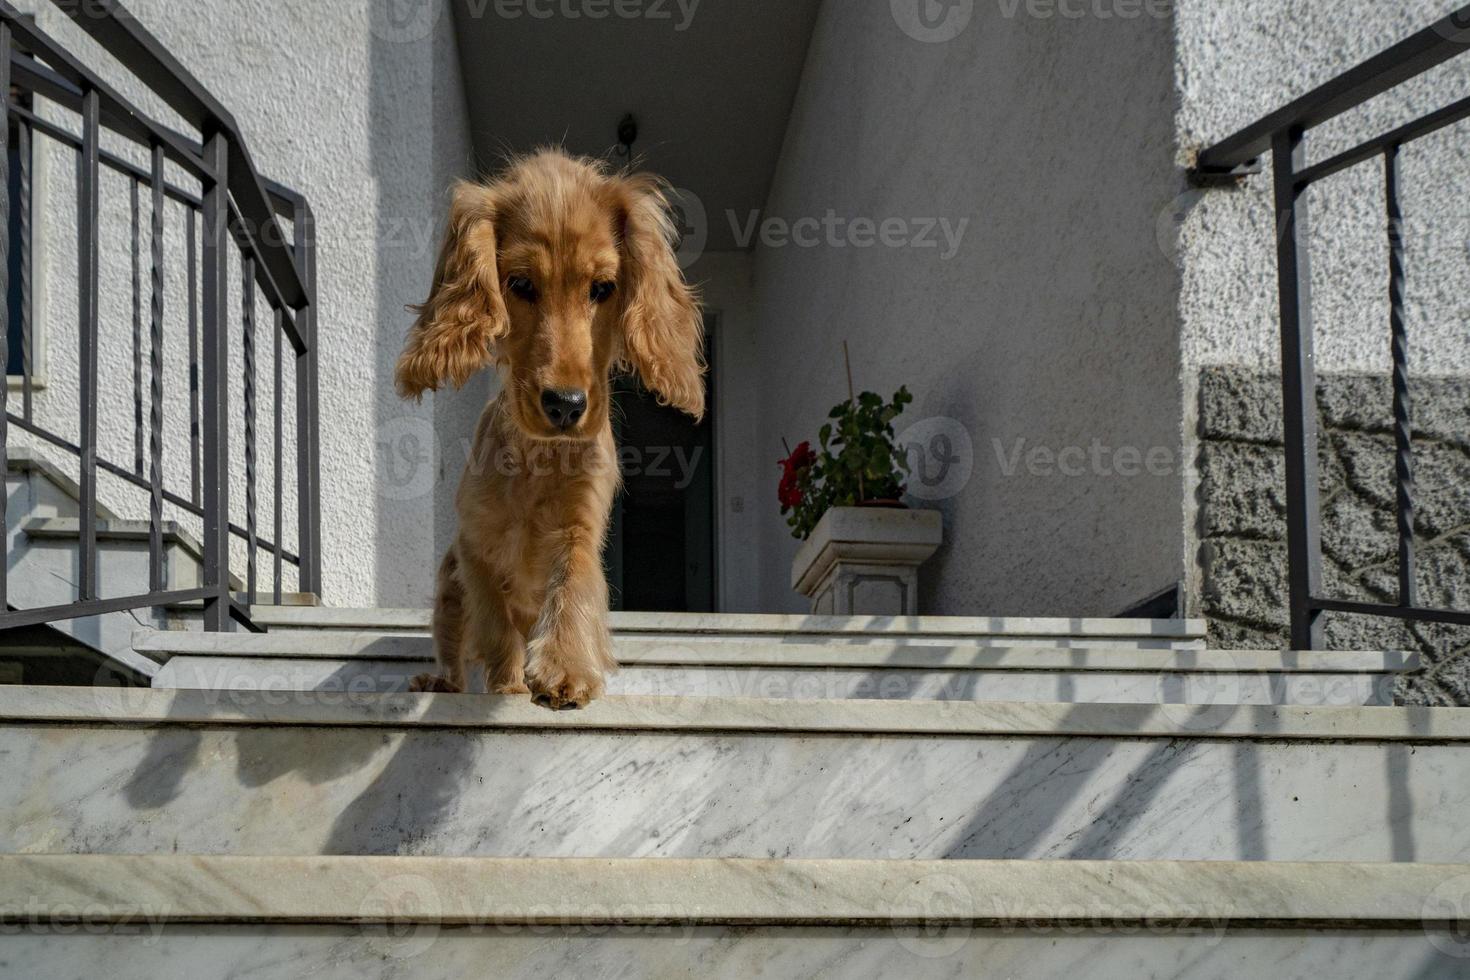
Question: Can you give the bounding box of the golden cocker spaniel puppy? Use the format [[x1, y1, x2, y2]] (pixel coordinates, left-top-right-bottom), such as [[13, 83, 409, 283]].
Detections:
[[395, 150, 704, 708]]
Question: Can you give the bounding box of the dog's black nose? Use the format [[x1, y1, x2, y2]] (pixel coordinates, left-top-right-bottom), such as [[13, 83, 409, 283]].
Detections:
[[540, 388, 588, 430]]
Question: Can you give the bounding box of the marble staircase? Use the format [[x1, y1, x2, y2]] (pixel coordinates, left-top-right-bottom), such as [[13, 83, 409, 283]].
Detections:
[[4, 604, 1470, 975]]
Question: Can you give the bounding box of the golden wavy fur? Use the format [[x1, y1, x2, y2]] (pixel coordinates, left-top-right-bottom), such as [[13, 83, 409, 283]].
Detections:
[[396, 150, 704, 708]]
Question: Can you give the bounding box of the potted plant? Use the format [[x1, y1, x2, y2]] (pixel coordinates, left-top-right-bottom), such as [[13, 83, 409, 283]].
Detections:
[[778, 379, 941, 617]]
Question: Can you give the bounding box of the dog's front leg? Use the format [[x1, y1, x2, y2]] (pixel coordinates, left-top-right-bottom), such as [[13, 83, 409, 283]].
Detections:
[[410, 549, 470, 694], [524, 527, 617, 710]]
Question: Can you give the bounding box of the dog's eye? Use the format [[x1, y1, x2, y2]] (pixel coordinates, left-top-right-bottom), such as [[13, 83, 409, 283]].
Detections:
[[507, 276, 537, 302], [590, 280, 616, 304]]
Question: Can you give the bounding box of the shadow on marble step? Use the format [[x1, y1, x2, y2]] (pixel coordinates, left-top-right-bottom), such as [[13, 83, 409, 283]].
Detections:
[[149, 654, 1406, 706], [9, 921, 1465, 979], [234, 606, 1209, 645], [134, 629, 1418, 706], [5, 686, 1470, 862], [129, 628, 1404, 668]]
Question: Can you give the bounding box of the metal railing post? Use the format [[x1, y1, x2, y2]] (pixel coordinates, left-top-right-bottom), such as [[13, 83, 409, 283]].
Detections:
[[273, 307, 283, 606], [77, 86, 100, 602], [1384, 145, 1418, 608], [0, 24, 9, 613], [293, 200, 320, 597], [147, 140, 165, 593], [1271, 128, 1325, 650], [18, 99, 31, 425], [200, 129, 230, 631], [130, 178, 142, 475], [242, 253, 257, 603], [187, 208, 201, 506]]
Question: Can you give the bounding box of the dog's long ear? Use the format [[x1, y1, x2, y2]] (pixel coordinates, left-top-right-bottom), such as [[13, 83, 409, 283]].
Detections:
[[395, 181, 508, 400], [613, 174, 705, 420]]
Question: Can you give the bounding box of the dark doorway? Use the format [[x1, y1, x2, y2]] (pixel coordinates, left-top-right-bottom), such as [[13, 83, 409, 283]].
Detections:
[[606, 329, 716, 612]]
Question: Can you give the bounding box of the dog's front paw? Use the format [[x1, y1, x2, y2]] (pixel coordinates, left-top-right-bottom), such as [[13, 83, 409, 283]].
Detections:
[[523, 656, 605, 711], [409, 673, 463, 694]]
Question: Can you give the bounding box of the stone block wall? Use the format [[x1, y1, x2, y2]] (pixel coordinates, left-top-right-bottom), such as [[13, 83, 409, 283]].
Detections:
[[1196, 367, 1470, 705]]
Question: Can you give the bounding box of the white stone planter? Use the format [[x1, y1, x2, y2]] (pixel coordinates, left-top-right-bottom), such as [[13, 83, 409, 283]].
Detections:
[[791, 506, 942, 616]]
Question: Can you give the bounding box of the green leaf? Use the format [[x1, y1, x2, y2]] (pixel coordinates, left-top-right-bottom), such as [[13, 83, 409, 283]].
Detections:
[[787, 384, 923, 533]]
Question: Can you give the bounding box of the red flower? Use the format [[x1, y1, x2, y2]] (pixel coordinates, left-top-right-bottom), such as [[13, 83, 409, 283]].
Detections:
[[777, 441, 816, 509]]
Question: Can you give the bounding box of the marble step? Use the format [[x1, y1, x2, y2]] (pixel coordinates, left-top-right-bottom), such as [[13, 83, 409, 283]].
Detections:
[[239, 607, 1209, 649], [2, 855, 1467, 978], [14, 853, 1464, 925], [1, 851, 1463, 923], [10, 926, 1461, 980], [5, 685, 1468, 862], [135, 630, 1414, 705]]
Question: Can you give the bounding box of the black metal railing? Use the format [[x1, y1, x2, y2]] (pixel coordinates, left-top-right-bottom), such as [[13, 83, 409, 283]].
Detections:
[[0, 0, 320, 633], [1193, 5, 1470, 649]]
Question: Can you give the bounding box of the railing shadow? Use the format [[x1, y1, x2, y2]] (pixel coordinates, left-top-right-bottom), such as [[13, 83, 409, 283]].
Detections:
[[121, 665, 523, 857]]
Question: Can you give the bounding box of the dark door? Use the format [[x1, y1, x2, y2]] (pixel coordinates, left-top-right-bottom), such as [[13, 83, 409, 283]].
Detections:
[[606, 331, 716, 612]]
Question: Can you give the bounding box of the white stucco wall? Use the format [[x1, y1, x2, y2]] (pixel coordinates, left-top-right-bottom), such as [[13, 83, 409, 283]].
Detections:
[[12, 0, 474, 607], [743, 0, 1187, 616]]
